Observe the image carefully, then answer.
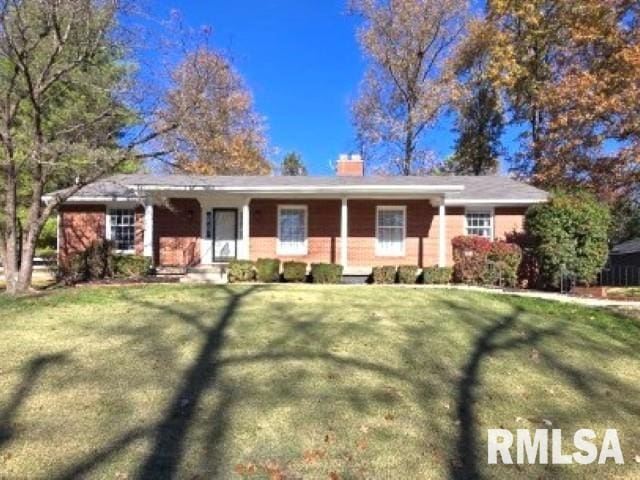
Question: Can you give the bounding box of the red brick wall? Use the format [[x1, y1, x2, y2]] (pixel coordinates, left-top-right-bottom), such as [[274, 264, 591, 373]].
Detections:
[[250, 199, 341, 263], [154, 198, 201, 266], [347, 199, 435, 267], [59, 204, 145, 261], [59, 204, 106, 262], [248, 201, 527, 268], [494, 206, 528, 240]]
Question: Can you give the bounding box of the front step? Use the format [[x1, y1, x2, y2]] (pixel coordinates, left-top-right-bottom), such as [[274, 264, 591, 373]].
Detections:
[[180, 265, 228, 284]]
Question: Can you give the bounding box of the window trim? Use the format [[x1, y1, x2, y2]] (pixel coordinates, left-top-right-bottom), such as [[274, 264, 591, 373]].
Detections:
[[464, 208, 495, 240], [375, 205, 407, 257], [277, 205, 308, 256], [106, 207, 136, 254]]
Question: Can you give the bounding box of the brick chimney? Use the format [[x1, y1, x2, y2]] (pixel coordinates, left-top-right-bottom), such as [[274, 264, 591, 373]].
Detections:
[[336, 153, 364, 177]]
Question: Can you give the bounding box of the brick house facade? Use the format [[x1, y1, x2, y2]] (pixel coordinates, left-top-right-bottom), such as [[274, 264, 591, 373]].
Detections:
[[51, 155, 546, 272]]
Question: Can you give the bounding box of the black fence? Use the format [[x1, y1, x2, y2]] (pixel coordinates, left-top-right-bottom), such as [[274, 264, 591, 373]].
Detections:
[[558, 264, 640, 293], [597, 265, 640, 287]]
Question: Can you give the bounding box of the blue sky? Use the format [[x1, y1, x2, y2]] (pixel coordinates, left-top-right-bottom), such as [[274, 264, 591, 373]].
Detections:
[[149, 0, 486, 174]]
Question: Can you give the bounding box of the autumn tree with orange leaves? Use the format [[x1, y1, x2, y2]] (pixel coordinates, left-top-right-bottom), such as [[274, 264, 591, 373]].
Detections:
[[483, 0, 639, 201], [159, 48, 271, 175]]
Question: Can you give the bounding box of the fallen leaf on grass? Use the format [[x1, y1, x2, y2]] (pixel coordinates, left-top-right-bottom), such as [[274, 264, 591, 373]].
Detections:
[[303, 448, 326, 464], [356, 438, 368, 451], [529, 349, 540, 363], [234, 463, 257, 476], [329, 473, 340, 480]]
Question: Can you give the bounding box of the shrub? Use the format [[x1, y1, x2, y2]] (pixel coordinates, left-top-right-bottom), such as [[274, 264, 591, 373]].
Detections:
[[113, 255, 151, 278], [58, 240, 114, 284], [372, 265, 397, 284], [422, 266, 453, 284], [283, 261, 307, 282], [58, 253, 87, 285], [484, 241, 522, 288], [255, 258, 281, 282], [311, 263, 343, 284], [228, 260, 255, 283], [397, 265, 418, 284], [451, 236, 492, 284], [525, 192, 610, 288]]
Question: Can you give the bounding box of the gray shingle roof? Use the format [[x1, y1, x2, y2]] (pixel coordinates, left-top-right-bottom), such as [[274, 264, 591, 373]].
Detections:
[[611, 238, 640, 255], [47, 173, 548, 203]]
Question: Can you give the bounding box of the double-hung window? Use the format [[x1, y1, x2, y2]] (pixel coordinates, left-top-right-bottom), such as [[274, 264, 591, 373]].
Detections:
[[108, 208, 135, 252], [465, 210, 493, 238], [277, 206, 307, 255], [376, 206, 406, 256]]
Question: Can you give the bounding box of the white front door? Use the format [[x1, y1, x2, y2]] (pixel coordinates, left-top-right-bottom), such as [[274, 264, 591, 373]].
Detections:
[[213, 209, 237, 261]]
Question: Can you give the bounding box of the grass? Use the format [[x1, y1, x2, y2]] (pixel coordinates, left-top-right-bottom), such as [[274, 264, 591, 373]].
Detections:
[[1, 284, 639, 479]]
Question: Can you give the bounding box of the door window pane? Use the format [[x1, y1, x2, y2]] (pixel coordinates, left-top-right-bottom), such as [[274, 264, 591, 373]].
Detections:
[[376, 207, 405, 256], [278, 207, 307, 255]]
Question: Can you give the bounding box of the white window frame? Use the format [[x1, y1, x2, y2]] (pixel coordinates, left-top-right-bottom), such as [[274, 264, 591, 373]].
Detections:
[[375, 205, 406, 257], [106, 207, 136, 254], [464, 208, 495, 239], [277, 205, 308, 256]]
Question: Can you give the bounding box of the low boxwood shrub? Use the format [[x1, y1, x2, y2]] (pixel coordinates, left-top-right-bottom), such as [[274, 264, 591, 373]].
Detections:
[[372, 265, 397, 284], [311, 263, 343, 284], [228, 260, 255, 283], [451, 236, 492, 284], [397, 265, 418, 284], [256, 258, 281, 282], [422, 266, 453, 284], [113, 255, 152, 278], [283, 261, 307, 282]]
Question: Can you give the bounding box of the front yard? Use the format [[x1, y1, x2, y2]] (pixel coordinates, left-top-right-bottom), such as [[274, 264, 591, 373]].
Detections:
[[1, 285, 639, 479]]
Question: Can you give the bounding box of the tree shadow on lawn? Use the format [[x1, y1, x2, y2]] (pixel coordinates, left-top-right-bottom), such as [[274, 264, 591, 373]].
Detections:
[[25, 287, 640, 480], [431, 296, 640, 480], [0, 353, 69, 448]]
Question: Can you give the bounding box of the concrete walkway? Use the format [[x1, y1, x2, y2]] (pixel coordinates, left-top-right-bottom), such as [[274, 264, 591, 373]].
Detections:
[[418, 284, 640, 308]]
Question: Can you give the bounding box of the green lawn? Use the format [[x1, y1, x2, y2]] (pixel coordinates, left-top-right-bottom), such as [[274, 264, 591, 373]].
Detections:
[[1, 285, 639, 479]]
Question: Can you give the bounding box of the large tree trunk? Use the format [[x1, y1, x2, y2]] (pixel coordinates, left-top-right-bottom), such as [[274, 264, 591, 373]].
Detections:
[[3, 169, 21, 294], [402, 114, 415, 176]]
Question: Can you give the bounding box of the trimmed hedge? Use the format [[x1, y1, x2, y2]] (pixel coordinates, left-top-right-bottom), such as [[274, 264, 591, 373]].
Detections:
[[422, 266, 453, 284], [256, 258, 281, 282], [228, 260, 255, 283], [311, 263, 343, 284], [372, 265, 396, 284], [397, 265, 418, 284], [113, 255, 152, 278], [283, 261, 307, 282], [58, 240, 151, 283]]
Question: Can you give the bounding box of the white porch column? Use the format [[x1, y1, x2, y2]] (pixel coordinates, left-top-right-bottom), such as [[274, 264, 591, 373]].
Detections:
[[143, 201, 154, 262], [340, 197, 348, 268], [438, 201, 447, 267], [242, 198, 251, 260]]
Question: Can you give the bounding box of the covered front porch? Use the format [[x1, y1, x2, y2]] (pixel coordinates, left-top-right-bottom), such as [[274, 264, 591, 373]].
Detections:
[[140, 189, 459, 275]]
